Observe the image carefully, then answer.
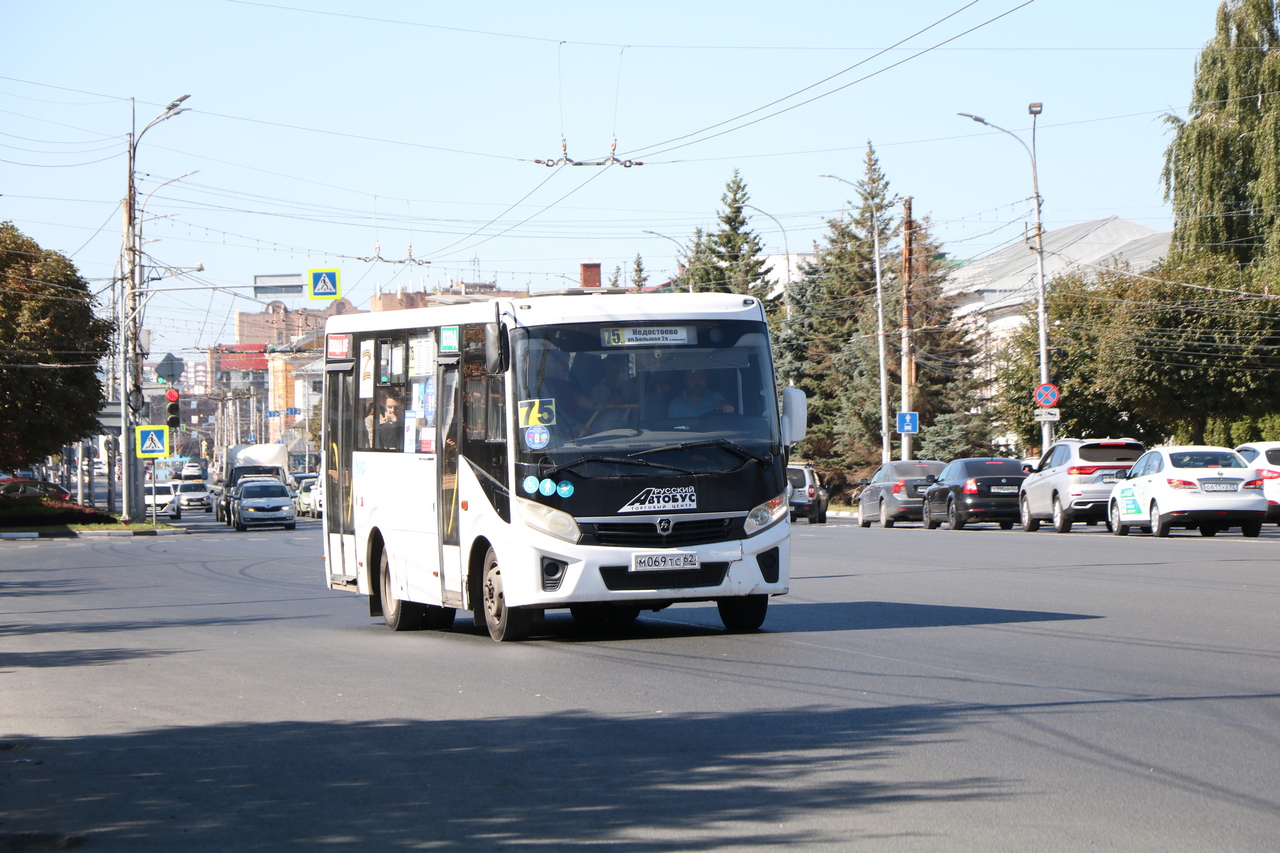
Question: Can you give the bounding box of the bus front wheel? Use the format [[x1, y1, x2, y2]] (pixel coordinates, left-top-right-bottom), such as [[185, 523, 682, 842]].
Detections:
[[717, 594, 768, 632], [482, 547, 533, 642]]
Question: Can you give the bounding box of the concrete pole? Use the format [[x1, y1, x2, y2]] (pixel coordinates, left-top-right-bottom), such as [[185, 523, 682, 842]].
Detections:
[[900, 197, 913, 462]]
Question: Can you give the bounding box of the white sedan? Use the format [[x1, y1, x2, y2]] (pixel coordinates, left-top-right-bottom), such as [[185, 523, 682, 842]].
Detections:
[[1233, 441, 1280, 524], [1108, 445, 1267, 537]]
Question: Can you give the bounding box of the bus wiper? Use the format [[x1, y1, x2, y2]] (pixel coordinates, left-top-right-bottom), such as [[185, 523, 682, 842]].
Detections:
[[543, 455, 695, 478], [629, 438, 772, 467]]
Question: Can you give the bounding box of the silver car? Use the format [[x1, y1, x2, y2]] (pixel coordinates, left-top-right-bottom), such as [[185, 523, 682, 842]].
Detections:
[[1020, 438, 1145, 532], [857, 460, 945, 528]]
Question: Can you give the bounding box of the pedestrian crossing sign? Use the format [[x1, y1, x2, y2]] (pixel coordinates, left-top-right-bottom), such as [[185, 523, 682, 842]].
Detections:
[[136, 426, 170, 458], [308, 268, 341, 301]]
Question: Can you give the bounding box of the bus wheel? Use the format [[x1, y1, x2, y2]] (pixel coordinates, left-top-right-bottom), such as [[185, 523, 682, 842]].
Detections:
[[482, 547, 532, 642], [380, 549, 426, 632], [717, 594, 768, 632]]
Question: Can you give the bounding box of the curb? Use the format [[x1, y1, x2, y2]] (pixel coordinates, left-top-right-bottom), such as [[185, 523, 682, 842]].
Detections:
[[1, 528, 188, 540]]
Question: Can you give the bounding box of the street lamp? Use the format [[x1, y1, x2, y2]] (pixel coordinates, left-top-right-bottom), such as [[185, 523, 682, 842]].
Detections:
[[820, 174, 891, 463], [958, 103, 1053, 451], [743, 204, 791, 318], [642, 230, 695, 293], [120, 95, 191, 522]]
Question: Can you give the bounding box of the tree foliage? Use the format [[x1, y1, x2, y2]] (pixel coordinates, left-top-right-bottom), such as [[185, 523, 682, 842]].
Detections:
[[0, 222, 114, 469], [676, 171, 772, 299]]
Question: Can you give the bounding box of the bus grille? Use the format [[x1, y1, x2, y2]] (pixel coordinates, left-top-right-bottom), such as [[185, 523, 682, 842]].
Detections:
[[599, 562, 730, 591], [588, 518, 738, 548]]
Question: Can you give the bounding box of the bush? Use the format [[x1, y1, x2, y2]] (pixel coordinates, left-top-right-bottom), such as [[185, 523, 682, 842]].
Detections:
[[0, 496, 119, 528]]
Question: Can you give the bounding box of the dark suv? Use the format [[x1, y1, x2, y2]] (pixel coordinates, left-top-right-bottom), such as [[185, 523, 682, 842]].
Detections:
[[787, 465, 829, 524]]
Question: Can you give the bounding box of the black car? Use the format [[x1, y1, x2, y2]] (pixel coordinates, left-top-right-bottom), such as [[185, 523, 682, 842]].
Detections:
[[922, 458, 1027, 530]]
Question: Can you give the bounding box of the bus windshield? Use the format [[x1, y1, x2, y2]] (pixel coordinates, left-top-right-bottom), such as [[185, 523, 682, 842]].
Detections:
[[512, 319, 781, 476]]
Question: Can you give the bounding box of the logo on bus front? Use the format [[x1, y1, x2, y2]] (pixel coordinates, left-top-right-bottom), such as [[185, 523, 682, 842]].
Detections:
[[620, 486, 697, 513]]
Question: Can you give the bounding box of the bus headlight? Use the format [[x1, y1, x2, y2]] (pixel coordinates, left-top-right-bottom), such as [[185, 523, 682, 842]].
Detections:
[[743, 492, 788, 536], [517, 498, 581, 543]]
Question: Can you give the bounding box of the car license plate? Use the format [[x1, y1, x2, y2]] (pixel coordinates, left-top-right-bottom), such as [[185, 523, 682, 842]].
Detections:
[[1203, 482, 1237, 492], [1100, 473, 1117, 483], [632, 552, 699, 572], [990, 485, 1017, 494]]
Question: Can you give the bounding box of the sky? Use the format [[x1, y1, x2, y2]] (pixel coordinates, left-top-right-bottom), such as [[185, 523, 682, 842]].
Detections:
[[3, 0, 1221, 365]]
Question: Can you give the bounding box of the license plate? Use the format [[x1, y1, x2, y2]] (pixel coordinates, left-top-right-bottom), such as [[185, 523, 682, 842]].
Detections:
[[632, 552, 699, 572], [990, 485, 1017, 494], [1203, 482, 1237, 492], [1100, 474, 1117, 483]]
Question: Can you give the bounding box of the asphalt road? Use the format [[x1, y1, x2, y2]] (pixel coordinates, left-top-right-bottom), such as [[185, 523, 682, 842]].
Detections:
[[2, 516, 1278, 851]]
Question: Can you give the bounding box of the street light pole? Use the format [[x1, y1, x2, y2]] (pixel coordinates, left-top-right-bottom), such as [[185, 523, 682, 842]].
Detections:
[[642, 230, 695, 293], [959, 103, 1053, 452], [820, 174, 891, 463], [743, 204, 791, 318], [120, 95, 191, 522]]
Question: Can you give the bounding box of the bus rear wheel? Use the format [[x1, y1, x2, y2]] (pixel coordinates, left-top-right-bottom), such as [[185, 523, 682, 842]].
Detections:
[[380, 549, 427, 632], [717, 594, 768, 632], [482, 547, 533, 642]]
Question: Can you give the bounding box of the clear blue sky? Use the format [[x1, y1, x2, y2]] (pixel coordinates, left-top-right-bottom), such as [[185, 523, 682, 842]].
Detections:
[[3, 0, 1216, 363]]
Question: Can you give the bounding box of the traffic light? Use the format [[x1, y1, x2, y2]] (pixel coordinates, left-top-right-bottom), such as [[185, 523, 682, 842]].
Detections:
[[165, 388, 181, 430]]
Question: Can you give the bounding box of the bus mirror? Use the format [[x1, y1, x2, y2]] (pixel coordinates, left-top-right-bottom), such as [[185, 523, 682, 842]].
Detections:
[[781, 388, 807, 446], [485, 323, 509, 373]]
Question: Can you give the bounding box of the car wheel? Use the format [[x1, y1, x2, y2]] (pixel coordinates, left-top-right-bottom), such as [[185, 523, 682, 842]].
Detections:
[[173, 508, 181, 520], [285, 523, 296, 531], [1110, 501, 1129, 536], [1198, 524, 1218, 537], [1020, 496, 1040, 532], [857, 503, 871, 529], [878, 501, 894, 529], [1242, 519, 1263, 538], [999, 520, 1015, 530], [1051, 496, 1071, 533], [205, 506, 212, 513], [946, 500, 965, 531], [1151, 501, 1172, 538], [923, 502, 940, 530]]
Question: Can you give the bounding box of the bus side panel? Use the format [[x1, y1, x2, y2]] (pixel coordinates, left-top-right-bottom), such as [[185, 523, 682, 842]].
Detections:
[[353, 451, 444, 607]]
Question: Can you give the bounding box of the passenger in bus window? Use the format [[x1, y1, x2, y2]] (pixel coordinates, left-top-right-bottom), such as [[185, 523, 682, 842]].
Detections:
[[667, 368, 733, 417], [374, 390, 404, 450], [585, 354, 636, 431], [536, 350, 590, 428]]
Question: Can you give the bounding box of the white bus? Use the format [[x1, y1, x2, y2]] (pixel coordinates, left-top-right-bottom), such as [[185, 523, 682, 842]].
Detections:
[[321, 291, 806, 641]]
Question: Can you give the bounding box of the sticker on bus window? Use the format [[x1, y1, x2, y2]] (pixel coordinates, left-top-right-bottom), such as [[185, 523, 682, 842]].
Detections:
[[601, 326, 693, 347], [524, 425, 550, 450], [522, 475, 540, 495], [517, 398, 557, 427]]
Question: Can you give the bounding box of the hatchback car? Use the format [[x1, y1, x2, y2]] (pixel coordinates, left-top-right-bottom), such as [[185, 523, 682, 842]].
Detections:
[[922, 458, 1027, 530], [1233, 441, 1280, 523], [0, 479, 72, 500], [857, 460, 946, 528], [1109, 446, 1267, 537], [175, 480, 212, 512], [143, 483, 181, 519], [787, 465, 828, 524], [1020, 438, 1145, 533], [293, 479, 315, 517], [230, 480, 297, 531]]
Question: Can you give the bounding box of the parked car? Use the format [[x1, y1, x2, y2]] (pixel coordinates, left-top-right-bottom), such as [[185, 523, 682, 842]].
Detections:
[[0, 479, 72, 500], [1020, 438, 1145, 532], [229, 480, 297, 531], [786, 464, 828, 524], [1233, 441, 1280, 523], [175, 480, 212, 512], [1109, 446, 1267, 537], [143, 483, 181, 519], [857, 459, 946, 528], [293, 479, 316, 517], [922, 458, 1027, 530]]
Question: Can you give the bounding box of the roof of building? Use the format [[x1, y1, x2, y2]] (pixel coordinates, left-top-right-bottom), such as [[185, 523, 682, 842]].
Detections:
[[945, 216, 1171, 323]]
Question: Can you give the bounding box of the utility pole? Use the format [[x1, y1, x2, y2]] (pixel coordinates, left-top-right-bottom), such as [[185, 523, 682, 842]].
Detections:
[[900, 197, 914, 461]]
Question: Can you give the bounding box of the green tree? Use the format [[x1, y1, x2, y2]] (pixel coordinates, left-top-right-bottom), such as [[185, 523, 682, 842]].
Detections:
[[630, 253, 648, 291], [1163, 0, 1280, 265], [676, 171, 772, 298], [606, 265, 621, 288], [0, 222, 114, 469]]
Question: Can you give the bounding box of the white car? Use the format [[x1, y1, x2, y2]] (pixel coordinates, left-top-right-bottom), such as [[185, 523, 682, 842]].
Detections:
[[230, 480, 296, 531], [175, 480, 212, 512], [143, 483, 182, 519], [1233, 441, 1280, 524], [1108, 445, 1267, 537]]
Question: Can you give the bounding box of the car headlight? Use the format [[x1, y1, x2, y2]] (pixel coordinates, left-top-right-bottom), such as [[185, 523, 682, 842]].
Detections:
[[517, 498, 580, 543], [744, 492, 789, 536]]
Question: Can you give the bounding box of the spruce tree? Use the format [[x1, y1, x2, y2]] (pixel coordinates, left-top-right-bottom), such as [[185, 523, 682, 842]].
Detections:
[[630, 253, 648, 291]]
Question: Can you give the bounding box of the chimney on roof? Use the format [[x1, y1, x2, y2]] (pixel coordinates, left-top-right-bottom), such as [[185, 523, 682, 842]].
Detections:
[[580, 261, 601, 288]]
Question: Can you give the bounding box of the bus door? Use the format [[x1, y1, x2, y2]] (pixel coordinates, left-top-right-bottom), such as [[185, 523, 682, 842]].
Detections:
[[324, 362, 358, 588], [437, 359, 464, 606]]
